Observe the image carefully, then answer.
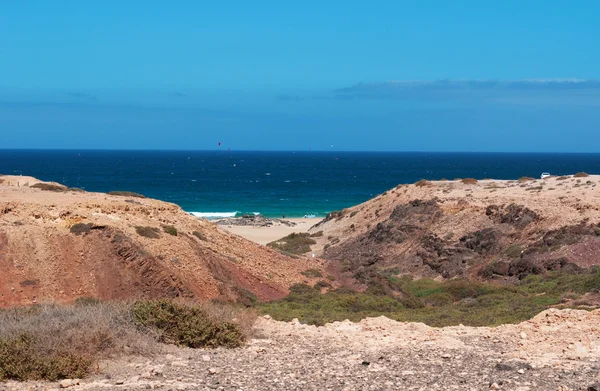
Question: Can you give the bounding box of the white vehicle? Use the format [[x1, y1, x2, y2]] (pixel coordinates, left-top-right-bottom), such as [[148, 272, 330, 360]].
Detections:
[[540, 172, 551, 179]]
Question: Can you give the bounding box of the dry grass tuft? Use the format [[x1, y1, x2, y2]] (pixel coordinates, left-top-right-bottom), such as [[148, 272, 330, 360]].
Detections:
[[135, 226, 161, 239], [414, 179, 432, 187], [0, 300, 256, 381], [574, 172, 590, 178], [0, 303, 154, 381], [518, 176, 536, 183], [461, 178, 478, 185]]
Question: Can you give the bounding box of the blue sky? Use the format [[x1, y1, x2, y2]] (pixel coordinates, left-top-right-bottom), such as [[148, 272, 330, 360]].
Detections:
[[1, 0, 599, 151]]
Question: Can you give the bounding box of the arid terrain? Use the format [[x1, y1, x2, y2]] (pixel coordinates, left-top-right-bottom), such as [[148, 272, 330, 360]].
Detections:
[[0, 175, 322, 307], [2, 174, 600, 391], [309, 175, 600, 287], [3, 308, 600, 391]]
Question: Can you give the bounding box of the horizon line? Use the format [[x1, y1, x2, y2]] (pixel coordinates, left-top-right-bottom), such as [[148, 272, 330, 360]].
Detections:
[[1, 148, 600, 154]]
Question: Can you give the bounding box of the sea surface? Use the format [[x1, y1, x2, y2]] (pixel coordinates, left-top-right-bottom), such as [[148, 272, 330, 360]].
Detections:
[[2, 150, 600, 218]]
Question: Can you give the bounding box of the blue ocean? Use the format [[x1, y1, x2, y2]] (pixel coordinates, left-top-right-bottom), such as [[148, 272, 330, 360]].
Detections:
[[1, 150, 599, 218]]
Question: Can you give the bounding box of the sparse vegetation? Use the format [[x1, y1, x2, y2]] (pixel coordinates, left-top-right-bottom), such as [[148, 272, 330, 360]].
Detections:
[[504, 244, 524, 258], [69, 223, 94, 235], [310, 231, 323, 237], [0, 300, 255, 381], [135, 226, 160, 239], [300, 269, 323, 278], [30, 183, 66, 192], [259, 269, 600, 327], [414, 179, 432, 187], [314, 280, 332, 290], [267, 232, 316, 255], [461, 178, 478, 185], [574, 172, 590, 178], [518, 176, 535, 183], [131, 300, 247, 348], [107, 191, 146, 198], [162, 225, 177, 236]]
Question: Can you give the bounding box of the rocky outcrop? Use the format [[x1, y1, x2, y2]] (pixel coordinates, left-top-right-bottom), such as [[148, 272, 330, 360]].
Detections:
[[310, 175, 600, 284]]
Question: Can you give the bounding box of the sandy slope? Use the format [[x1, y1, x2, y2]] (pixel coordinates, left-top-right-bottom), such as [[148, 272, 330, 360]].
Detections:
[[0, 175, 323, 306], [219, 218, 322, 245]]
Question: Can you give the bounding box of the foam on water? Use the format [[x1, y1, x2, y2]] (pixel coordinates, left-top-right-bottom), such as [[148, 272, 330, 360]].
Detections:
[[189, 211, 239, 219]]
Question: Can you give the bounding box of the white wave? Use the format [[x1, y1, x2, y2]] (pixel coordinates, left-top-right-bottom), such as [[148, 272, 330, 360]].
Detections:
[[189, 211, 239, 219]]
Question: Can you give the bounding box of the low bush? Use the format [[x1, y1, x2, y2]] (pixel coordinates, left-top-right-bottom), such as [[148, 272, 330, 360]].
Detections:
[[0, 303, 152, 381], [300, 269, 323, 278], [314, 280, 332, 290], [414, 179, 432, 187], [504, 244, 524, 258], [131, 300, 245, 348], [0, 300, 254, 381], [267, 232, 316, 255], [310, 231, 324, 237], [135, 226, 160, 239], [461, 178, 478, 185], [30, 183, 65, 192], [69, 223, 94, 235], [107, 191, 146, 198], [574, 172, 590, 178], [162, 225, 177, 236]]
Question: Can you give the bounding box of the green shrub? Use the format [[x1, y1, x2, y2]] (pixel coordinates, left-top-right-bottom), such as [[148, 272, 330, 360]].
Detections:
[[573, 172, 590, 178], [423, 293, 454, 307], [504, 244, 523, 258], [131, 300, 244, 348], [300, 269, 323, 278], [162, 225, 177, 236], [107, 191, 146, 198], [70, 223, 94, 236], [267, 232, 316, 255], [261, 269, 600, 327], [135, 226, 160, 239]]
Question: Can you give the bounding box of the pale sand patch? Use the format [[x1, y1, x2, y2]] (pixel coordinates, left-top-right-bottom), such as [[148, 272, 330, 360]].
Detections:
[[219, 218, 323, 245]]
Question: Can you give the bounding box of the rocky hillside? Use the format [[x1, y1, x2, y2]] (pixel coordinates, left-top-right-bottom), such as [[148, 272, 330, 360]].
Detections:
[[309, 174, 600, 284], [0, 175, 322, 307]]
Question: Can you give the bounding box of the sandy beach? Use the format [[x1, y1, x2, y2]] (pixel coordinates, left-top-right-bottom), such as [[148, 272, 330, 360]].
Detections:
[[218, 218, 323, 245]]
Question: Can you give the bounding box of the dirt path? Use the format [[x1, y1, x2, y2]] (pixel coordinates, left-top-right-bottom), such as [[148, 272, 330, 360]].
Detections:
[[3, 309, 600, 391]]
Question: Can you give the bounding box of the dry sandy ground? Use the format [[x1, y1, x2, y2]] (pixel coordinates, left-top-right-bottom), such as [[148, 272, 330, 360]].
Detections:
[[3, 308, 600, 391], [219, 218, 322, 245]]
